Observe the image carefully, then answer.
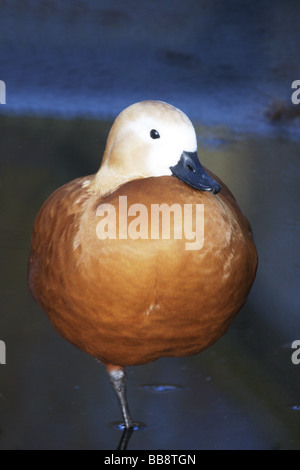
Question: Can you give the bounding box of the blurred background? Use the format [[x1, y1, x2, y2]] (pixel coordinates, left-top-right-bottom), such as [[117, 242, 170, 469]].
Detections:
[[0, 0, 300, 450]]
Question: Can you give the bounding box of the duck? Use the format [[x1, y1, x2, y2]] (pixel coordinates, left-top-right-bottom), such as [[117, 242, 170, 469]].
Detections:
[[28, 100, 257, 430]]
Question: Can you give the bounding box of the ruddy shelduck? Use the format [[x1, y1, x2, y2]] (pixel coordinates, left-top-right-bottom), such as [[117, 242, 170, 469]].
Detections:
[[28, 101, 257, 429]]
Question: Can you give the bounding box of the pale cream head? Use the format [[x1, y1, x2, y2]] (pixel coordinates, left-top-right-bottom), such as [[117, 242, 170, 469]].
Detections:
[[91, 101, 197, 197]]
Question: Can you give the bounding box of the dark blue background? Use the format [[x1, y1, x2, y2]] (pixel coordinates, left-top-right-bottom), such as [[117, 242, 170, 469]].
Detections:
[[0, 0, 300, 450]]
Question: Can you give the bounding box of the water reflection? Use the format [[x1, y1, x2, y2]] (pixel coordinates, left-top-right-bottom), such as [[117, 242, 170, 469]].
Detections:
[[116, 428, 135, 451], [0, 115, 300, 449]]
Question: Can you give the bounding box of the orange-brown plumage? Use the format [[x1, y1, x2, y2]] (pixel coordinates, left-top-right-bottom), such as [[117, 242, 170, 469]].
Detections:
[[29, 173, 256, 366], [28, 100, 257, 428]]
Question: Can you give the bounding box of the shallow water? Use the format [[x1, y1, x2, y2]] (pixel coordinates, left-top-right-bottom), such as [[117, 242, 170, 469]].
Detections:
[[0, 114, 300, 450], [1, 0, 300, 134], [1, 0, 300, 451]]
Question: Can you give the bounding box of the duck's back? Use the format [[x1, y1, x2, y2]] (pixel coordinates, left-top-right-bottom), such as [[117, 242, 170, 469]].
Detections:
[[28, 175, 257, 366]]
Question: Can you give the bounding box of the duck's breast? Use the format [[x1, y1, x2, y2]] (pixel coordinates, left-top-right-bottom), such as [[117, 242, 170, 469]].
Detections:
[[29, 175, 257, 366]]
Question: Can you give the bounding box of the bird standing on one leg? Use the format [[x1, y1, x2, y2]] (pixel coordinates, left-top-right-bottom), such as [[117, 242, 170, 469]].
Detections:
[[28, 101, 257, 429]]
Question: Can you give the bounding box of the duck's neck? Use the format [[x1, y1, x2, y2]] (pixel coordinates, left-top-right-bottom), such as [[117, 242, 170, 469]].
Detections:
[[89, 165, 121, 197], [90, 164, 147, 198]]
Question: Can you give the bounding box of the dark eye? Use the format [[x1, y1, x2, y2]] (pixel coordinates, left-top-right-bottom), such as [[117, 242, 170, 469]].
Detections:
[[150, 129, 160, 139]]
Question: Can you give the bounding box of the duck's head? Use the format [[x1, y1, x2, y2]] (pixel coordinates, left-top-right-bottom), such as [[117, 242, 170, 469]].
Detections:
[[92, 101, 221, 197]]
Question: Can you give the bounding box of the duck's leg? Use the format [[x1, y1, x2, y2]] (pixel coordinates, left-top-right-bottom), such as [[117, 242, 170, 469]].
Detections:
[[106, 364, 134, 429]]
